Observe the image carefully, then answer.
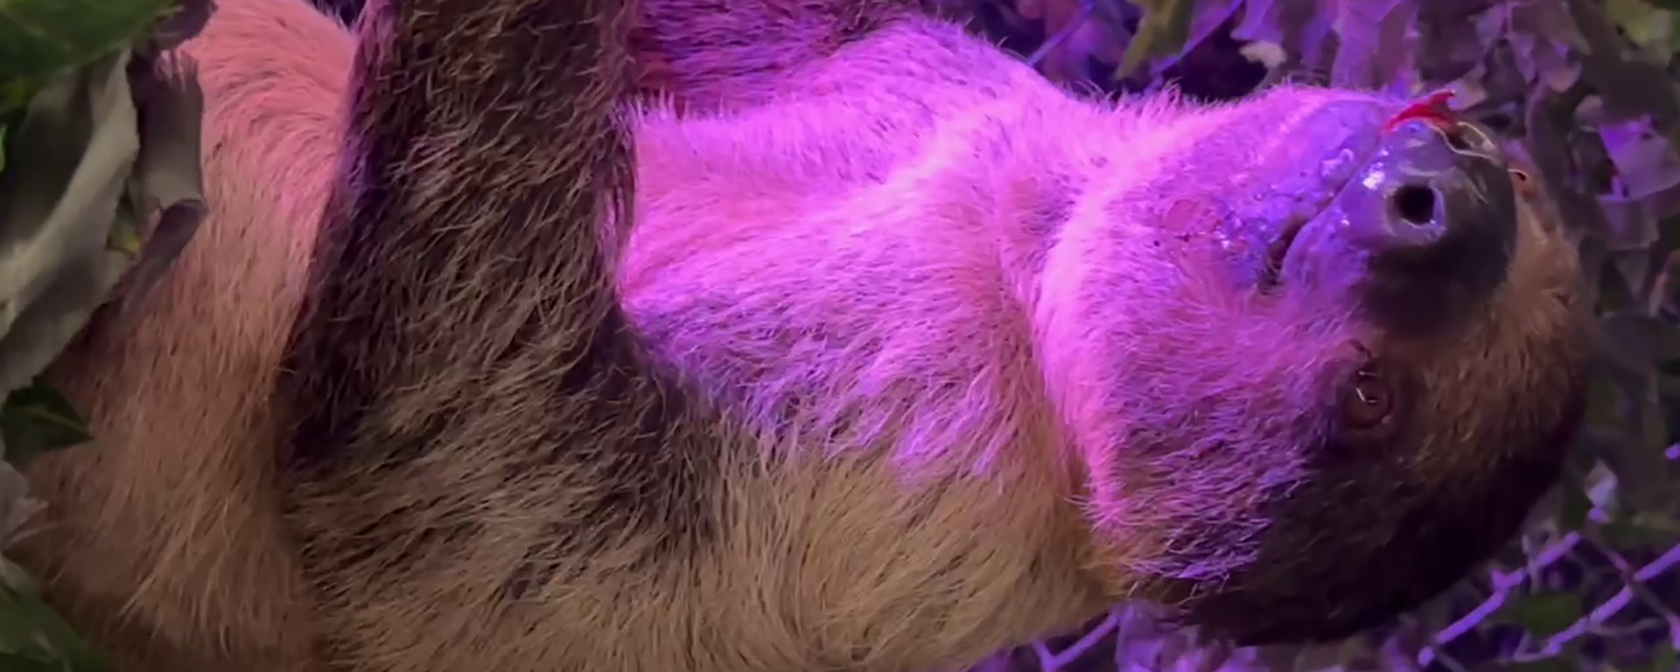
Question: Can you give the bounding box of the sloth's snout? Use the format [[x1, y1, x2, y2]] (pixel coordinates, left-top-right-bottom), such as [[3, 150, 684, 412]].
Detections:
[[1360, 119, 1515, 257], [1282, 117, 1518, 333]]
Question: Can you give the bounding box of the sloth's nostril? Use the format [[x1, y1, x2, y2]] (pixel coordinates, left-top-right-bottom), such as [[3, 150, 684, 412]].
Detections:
[[1390, 184, 1438, 226]]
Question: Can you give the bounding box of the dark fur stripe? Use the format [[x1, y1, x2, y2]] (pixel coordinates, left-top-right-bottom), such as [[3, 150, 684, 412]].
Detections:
[[280, 0, 721, 608]]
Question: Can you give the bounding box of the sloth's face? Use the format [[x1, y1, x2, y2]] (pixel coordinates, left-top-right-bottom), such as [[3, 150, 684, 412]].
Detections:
[[1045, 87, 1591, 646]]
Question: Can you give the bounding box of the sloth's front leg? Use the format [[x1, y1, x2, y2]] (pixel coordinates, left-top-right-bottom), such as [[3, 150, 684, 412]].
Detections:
[[279, 0, 740, 668]]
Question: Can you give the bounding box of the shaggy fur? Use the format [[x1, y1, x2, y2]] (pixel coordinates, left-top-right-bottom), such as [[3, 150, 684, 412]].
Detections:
[[10, 0, 1590, 671]]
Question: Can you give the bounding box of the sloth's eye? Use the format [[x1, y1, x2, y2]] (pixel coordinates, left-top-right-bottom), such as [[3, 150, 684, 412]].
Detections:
[[1342, 366, 1395, 431]]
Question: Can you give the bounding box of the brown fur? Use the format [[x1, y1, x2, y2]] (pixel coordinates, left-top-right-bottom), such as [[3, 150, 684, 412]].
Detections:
[[9, 0, 1590, 671]]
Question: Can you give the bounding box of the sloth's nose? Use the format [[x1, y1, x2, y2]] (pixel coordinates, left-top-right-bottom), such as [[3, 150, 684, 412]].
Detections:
[[1285, 117, 1519, 333], [1358, 119, 1516, 259]]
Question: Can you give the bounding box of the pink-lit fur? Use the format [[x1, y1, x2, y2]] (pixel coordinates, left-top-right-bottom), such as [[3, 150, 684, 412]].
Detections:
[[9, 0, 1589, 670]]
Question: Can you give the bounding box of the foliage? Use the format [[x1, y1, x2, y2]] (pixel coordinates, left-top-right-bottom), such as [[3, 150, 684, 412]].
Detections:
[[961, 0, 1680, 671], [0, 0, 212, 671], [0, 0, 180, 112]]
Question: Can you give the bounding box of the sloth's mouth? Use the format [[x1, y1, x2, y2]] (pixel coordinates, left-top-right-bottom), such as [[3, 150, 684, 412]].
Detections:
[[1261, 219, 1310, 287], [1253, 160, 1372, 289]]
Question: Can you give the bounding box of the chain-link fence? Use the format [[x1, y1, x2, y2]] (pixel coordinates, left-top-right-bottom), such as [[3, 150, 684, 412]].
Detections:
[[974, 468, 1680, 671]]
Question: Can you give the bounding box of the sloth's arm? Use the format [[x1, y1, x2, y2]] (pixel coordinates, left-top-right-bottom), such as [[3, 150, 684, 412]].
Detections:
[[282, 0, 681, 463]]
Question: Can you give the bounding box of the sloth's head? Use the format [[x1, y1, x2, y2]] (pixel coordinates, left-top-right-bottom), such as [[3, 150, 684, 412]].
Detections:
[[1035, 86, 1591, 646]]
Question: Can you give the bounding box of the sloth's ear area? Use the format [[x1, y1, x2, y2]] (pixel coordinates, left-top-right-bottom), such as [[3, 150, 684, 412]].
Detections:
[[282, 0, 643, 463]]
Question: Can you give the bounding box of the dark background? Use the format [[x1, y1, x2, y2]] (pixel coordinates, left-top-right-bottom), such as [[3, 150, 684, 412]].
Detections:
[[312, 0, 362, 24]]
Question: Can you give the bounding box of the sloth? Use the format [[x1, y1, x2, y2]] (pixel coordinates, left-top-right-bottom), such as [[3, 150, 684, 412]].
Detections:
[[6, 0, 1590, 670]]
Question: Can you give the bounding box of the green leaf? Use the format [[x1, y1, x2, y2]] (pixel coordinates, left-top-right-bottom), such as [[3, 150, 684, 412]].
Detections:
[[1119, 0, 1198, 78], [1598, 512, 1679, 548], [105, 218, 140, 258], [1644, 0, 1680, 14], [1489, 591, 1583, 638], [0, 652, 73, 672], [0, 590, 47, 657], [0, 557, 108, 671], [1644, 642, 1679, 672], [0, 0, 181, 115], [0, 379, 92, 465], [1558, 483, 1594, 530], [1599, 519, 1653, 548]]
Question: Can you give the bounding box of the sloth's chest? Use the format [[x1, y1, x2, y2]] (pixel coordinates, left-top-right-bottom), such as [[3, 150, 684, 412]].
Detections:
[[623, 237, 1031, 449]]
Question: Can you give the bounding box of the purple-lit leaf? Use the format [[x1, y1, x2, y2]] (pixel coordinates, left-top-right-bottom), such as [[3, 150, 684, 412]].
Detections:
[[1327, 0, 1417, 92], [1232, 0, 1336, 78], [1644, 643, 1680, 672], [1600, 310, 1680, 365], [1231, 0, 1285, 44], [1601, 117, 1680, 201]]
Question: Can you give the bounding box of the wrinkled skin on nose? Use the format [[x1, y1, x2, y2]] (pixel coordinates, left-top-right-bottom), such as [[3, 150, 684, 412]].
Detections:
[[1086, 90, 1589, 648]]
